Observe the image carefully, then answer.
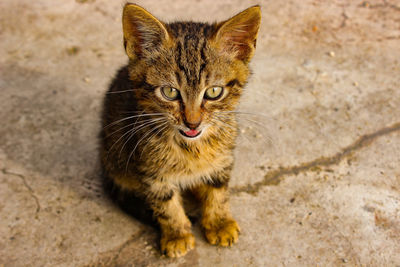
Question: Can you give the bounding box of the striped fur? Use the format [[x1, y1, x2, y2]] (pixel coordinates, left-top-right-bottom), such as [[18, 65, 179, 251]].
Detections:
[[100, 3, 261, 258]]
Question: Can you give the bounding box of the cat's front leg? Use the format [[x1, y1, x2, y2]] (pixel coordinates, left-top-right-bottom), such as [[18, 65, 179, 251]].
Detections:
[[148, 189, 195, 258], [193, 174, 240, 247]]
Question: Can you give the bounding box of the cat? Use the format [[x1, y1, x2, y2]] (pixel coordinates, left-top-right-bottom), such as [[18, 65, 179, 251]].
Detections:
[[100, 3, 261, 258]]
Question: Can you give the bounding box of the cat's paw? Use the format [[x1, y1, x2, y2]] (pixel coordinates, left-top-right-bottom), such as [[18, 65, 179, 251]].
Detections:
[[204, 219, 240, 247], [161, 233, 195, 258]]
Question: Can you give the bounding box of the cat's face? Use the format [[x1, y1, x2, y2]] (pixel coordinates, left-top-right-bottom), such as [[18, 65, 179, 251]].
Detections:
[[135, 37, 247, 141], [123, 4, 261, 142]]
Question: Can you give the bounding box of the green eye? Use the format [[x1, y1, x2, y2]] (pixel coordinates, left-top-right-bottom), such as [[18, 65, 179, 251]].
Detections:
[[161, 86, 180, 100], [204, 86, 223, 100]]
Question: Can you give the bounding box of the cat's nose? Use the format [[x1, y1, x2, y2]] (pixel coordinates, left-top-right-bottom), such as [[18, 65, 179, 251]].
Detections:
[[184, 119, 201, 130], [183, 106, 202, 130]]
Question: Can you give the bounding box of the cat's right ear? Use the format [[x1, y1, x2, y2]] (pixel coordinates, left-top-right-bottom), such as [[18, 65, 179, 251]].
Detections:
[[122, 3, 171, 60]]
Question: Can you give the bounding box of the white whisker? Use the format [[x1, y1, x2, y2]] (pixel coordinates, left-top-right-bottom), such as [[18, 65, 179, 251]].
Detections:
[[213, 114, 274, 147], [125, 121, 169, 173], [118, 118, 166, 159], [106, 118, 165, 161], [140, 124, 169, 159], [103, 112, 167, 129], [106, 117, 164, 137], [106, 89, 137, 94]]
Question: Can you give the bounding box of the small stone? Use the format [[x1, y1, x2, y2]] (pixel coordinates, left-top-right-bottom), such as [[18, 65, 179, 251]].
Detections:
[[362, 205, 375, 213], [83, 77, 91, 83], [353, 81, 358, 86], [66, 46, 80, 55], [302, 59, 312, 67], [76, 0, 95, 3], [145, 245, 152, 250], [328, 51, 335, 57]]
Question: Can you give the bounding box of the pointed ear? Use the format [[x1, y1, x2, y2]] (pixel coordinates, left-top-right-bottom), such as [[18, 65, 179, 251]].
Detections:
[[212, 6, 261, 62], [122, 3, 171, 60]]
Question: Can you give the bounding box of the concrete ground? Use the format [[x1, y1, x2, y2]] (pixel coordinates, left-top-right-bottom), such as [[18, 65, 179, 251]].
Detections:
[[1, 0, 399, 266]]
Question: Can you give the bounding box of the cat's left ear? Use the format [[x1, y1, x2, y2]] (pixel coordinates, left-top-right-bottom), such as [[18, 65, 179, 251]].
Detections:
[[212, 5, 261, 62], [122, 3, 171, 60]]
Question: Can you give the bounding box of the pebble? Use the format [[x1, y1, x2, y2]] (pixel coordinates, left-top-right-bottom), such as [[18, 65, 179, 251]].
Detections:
[[302, 59, 312, 68]]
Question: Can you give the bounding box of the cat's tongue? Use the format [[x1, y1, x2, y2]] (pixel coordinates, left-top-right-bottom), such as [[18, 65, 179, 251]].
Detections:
[[184, 129, 199, 137]]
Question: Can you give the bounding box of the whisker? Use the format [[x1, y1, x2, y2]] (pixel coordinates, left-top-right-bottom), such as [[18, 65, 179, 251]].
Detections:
[[118, 118, 167, 159], [106, 118, 165, 161], [125, 121, 169, 173], [103, 112, 167, 129], [208, 118, 251, 145], [105, 117, 164, 137], [140, 124, 169, 159], [213, 114, 274, 147], [106, 125, 139, 161], [214, 110, 271, 118], [210, 117, 236, 131], [106, 89, 137, 94], [215, 114, 272, 134]]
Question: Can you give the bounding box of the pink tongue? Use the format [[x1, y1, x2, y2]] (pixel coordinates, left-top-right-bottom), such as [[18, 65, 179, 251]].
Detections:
[[184, 129, 199, 137]]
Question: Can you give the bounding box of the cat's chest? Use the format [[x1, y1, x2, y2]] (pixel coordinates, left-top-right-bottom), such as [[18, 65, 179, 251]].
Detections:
[[157, 142, 233, 188]]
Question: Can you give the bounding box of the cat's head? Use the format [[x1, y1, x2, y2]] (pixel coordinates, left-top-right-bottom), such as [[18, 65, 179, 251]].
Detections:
[[122, 4, 261, 142]]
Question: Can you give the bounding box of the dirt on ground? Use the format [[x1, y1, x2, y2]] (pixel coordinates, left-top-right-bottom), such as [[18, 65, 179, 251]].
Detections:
[[1, 0, 400, 266]]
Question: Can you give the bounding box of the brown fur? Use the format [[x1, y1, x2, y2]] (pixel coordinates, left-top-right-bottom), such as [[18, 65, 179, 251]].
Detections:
[[100, 3, 261, 258]]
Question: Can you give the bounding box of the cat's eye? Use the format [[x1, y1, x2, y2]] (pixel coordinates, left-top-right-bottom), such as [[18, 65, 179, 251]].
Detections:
[[204, 86, 224, 100], [161, 86, 180, 101]]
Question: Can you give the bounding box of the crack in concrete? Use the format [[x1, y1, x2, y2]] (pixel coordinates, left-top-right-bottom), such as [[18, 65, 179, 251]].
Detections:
[[336, 6, 349, 29], [1, 168, 41, 213], [364, 0, 400, 12], [109, 233, 140, 264], [84, 227, 153, 267], [231, 121, 400, 195]]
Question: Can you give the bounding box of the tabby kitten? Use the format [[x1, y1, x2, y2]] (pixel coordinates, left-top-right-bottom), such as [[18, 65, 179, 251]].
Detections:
[[100, 3, 261, 258]]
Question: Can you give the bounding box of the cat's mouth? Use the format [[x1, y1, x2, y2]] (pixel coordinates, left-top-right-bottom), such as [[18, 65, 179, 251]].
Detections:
[[179, 129, 202, 138]]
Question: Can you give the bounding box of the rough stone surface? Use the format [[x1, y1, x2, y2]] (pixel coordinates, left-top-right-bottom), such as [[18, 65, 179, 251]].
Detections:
[[1, 0, 399, 266]]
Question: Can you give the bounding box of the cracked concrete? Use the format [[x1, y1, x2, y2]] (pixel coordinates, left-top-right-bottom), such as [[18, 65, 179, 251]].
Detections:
[[232, 121, 400, 194], [0, 0, 399, 266], [1, 169, 41, 213]]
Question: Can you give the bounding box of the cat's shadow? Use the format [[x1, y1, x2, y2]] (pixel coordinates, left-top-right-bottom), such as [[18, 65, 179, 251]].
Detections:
[[2, 64, 106, 200]]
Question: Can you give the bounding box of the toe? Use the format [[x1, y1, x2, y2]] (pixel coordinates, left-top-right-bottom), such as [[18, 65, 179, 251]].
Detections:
[[161, 233, 195, 258], [204, 219, 240, 247]]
